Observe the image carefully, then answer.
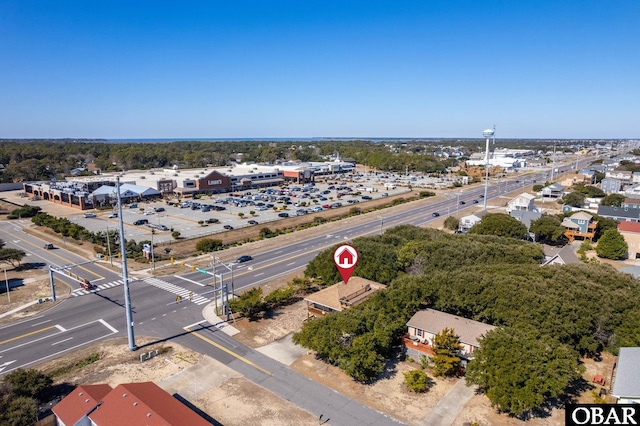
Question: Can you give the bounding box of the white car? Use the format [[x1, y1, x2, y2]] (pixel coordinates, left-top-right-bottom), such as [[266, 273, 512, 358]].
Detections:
[[83, 213, 96, 218], [144, 211, 154, 215]]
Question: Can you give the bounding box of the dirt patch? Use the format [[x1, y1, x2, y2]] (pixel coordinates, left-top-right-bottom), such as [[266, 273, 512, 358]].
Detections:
[[197, 377, 317, 426]]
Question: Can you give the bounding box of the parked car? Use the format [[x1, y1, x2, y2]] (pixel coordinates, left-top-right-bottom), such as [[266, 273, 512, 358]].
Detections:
[[154, 207, 165, 212], [107, 212, 118, 218], [236, 255, 253, 263], [361, 195, 372, 200], [157, 225, 169, 231], [248, 220, 258, 225], [223, 224, 234, 230], [205, 218, 219, 224], [129, 204, 138, 209], [133, 219, 149, 226], [278, 212, 289, 218], [144, 211, 154, 215], [84, 213, 96, 218]]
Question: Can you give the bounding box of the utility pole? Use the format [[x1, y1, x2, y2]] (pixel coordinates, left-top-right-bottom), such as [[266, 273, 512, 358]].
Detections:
[[550, 144, 557, 182], [116, 176, 137, 351], [106, 226, 113, 267], [4, 269, 9, 304]]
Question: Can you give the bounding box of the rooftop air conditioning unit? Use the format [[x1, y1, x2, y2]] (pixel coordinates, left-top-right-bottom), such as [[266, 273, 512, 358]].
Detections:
[[149, 172, 154, 175], [195, 175, 199, 178], [140, 176, 145, 179]]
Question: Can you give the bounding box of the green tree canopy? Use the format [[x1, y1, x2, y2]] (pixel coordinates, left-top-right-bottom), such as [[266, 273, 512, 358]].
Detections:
[[601, 193, 625, 207], [529, 215, 566, 243], [468, 213, 528, 239], [561, 192, 586, 208], [466, 327, 582, 417], [3, 368, 52, 400], [431, 327, 463, 377], [443, 216, 459, 231], [595, 229, 628, 260]]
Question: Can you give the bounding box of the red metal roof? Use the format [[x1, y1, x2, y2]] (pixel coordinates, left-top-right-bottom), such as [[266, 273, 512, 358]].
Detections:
[[618, 221, 640, 233], [52, 384, 113, 425], [88, 382, 210, 426]]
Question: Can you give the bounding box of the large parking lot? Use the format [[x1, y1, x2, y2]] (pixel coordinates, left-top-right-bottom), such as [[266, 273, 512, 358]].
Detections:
[[8, 177, 409, 245]]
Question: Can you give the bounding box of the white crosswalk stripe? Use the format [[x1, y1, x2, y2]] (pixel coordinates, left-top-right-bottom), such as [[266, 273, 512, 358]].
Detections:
[[143, 277, 210, 305], [70, 279, 128, 297]]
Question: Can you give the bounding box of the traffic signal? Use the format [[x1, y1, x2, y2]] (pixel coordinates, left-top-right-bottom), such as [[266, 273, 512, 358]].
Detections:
[[176, 295, 182, 303]]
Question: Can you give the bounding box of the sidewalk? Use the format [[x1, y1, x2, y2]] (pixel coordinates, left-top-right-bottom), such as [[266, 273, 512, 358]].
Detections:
[[200, 303, 240, 336], [416, 379, 476, 426]]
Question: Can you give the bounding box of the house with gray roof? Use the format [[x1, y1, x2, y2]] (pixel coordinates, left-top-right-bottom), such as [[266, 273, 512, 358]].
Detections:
[[600, 178, 622, 194], [540, 183, 564, 201], [597, 205, 640, 223], [542, 244, 581, 265], [509, 210, 542, 240], [612, 347, 640, 404], [404, 309, 495, 366]]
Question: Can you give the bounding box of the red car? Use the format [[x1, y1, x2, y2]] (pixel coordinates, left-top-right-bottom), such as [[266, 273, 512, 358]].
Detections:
[[322, 204, 331, 209]]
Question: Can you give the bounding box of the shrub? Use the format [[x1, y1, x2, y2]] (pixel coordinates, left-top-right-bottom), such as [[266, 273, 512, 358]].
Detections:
[[195, 238, 223, 253], [264, 285, 296, 306], [403, 369, 430, 393]]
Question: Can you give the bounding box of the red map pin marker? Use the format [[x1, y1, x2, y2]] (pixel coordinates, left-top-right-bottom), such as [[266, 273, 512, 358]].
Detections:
[[333, 244, 359, 284]]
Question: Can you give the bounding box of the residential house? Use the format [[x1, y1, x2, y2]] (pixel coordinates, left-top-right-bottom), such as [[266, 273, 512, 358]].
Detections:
[[542, 245, 581, 265], [624, 184, 640, 198], [561, 211, 597, 242], [606, 170, 633, 183], [559, 173, 593, 188], [597, 205, 640, 223], [52, 381, 211, 426], [600, 178, 622, 194], [509, 210, 542, 240], [618, 222, 640, 259], [623, 198, 640, 209], [304, 277, 386, 317], [403, 309, 495, 366], [602, 158, 620, 169], [505, 192, 537, 213], [51, 384, 112, 426], [611, 347, 640, 404], [459, 211, 488, 232], [540, 183, 565, 201], [633, 172, 640, 184]]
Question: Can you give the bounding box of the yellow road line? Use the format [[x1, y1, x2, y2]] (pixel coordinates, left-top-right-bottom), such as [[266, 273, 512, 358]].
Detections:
[[4, 229, 105, 280], [0, 325, 56, 345], [184, 326, 273, 376]]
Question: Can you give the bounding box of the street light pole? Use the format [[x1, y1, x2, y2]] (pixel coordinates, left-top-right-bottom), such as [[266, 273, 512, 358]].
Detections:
[[482, 127, 495, 211], [150, 229, 155, 271], [116, 176, 137, 351]]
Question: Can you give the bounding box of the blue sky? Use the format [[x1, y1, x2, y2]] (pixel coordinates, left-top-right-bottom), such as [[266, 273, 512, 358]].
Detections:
[[1, 1, 638, 139]]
